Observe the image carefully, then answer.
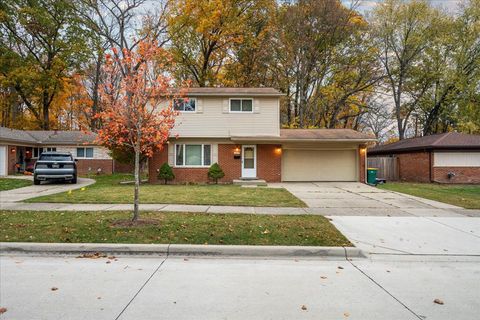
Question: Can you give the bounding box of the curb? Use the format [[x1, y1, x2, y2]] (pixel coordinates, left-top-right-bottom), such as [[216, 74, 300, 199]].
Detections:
[[0, 242, 365, 259]]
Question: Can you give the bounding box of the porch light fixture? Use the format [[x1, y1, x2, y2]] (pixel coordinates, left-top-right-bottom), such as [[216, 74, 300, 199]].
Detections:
[[10, 147, 15, 153], [233, 146, 241, 159], [274, 147, 282, 155]]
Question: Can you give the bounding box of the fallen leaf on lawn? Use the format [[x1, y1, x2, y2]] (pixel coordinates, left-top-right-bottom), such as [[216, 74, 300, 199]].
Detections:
[[0, 307, 7, 314], [344, 312, 350, 317], [301, 305, 307, 311], [338, 266, 344, 270], [434, 299, 444, 305], [262, 229, 270, 234], [51, 287, 58, 291]]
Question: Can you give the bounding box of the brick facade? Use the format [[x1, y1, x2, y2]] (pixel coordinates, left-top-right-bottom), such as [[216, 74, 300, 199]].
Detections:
[[373, 151, 480, 184], [396, 151, 431, 183], [7, 145, 16, 175], [359, 145, 366, 183], [257, 144, 282, 182], [148, 143, 282, 184], [76, 159, 113, 175], [433, 167, 480, 184]]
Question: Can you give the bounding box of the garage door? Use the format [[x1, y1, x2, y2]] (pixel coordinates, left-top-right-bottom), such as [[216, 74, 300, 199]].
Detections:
[[0, 145, 7, 176], [282, 149, 357, 181]]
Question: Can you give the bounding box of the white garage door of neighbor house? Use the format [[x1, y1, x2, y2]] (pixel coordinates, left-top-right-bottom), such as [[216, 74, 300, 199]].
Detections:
[[282, 149, 357, 181], [0, 145, 7, 176]]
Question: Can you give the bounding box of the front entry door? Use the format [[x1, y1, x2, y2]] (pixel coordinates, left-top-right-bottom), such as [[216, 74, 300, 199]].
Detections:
[[241, 145, 257, 178]]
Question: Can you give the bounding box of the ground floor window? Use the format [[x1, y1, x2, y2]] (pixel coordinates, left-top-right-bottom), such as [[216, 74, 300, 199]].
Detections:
[[76, 147, 94, 158], [33, 147, 56, 158], [175, 144, 211, 167]]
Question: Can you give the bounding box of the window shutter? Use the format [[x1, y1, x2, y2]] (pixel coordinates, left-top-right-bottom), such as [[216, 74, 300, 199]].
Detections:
[[222, 99, 229, 113], [196, 98, 203, 113], [168, 144, 174, 166], [254, 98, 260, 113]]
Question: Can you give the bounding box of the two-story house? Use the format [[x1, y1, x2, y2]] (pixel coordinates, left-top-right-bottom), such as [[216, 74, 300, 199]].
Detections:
[[148, 87, 375, 184]]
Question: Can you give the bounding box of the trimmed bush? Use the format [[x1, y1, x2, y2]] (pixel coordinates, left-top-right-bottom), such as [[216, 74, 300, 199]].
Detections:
[[208, 163, 225, 184], [158, 163, 175, 184]]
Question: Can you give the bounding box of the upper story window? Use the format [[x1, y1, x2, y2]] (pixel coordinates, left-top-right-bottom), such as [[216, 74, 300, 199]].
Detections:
[[175, 144, 211, 167], [230, 98, 253, 112], [174, 98, 196, 112], [77, 147, 94, 158]]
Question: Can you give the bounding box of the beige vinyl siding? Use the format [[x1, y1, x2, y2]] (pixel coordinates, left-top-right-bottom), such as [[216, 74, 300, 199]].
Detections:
[[434, 152, 480, 167], [282, 144, 359, 181], [53, 146, 112, 160], [171, 97, 280, 137]]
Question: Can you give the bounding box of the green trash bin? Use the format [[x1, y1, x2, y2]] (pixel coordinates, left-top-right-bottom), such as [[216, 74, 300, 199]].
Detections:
[[367, 168, 378, 185]]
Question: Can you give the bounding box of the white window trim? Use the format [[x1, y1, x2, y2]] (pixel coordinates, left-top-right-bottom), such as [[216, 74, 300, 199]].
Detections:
[[173, 97, 197, 113], [32, 147, 43, 159], [174, 144, 211, 168], [229, 98, 254, 113], [76, 147, 94, 159]]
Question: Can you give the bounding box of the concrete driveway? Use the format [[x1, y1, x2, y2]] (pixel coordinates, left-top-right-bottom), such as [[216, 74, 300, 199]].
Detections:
[[275, 182, 480, 256], [0, 177, 95, 203]]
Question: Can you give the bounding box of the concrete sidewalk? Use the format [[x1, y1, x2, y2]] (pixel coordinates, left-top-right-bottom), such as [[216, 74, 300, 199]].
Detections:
[[2, 201, 479, 218]]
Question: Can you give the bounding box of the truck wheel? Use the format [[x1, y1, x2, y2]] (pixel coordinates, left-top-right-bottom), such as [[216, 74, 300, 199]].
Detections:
[[71, 176, 77, 184], [33, 178, 40, 185]]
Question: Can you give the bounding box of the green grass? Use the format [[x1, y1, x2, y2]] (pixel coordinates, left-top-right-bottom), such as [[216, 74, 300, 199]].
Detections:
[[27, 174, 306, 207], [0, 210, 350, 246], [378, 182, 480, 209], [0, 178, 31, 191]]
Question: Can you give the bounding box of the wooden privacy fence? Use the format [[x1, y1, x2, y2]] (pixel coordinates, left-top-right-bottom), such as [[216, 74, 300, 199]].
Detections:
[[367, 157, 399, 181]]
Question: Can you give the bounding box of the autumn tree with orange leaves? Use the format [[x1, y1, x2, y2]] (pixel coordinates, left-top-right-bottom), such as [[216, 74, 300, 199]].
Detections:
[[96, 40, 184, 222]]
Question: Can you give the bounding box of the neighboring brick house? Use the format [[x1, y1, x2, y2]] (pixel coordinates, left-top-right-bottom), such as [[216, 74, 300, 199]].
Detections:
[[0, 127, 131, 176], [368, 132, 480, 184], [148, 87, 375, 184]]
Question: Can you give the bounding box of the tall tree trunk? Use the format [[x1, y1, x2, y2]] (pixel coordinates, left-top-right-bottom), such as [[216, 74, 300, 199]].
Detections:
[[132, 140, 141, 221], [42, 91, 50, 130]]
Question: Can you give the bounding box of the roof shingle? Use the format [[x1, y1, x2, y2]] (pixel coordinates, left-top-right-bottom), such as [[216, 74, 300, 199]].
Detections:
[[0, 127, 96, 145], [368, 132, 480, 154]]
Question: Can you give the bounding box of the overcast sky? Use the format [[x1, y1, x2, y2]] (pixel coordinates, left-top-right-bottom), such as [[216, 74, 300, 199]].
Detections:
[[342, 0, 465, 13]]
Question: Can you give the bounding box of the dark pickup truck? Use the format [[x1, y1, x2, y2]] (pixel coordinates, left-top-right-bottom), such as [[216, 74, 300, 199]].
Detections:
[[34, 152, 77, 185]]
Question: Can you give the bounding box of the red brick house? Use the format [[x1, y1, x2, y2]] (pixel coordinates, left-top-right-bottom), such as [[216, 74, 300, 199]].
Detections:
[[0, 127, 131, 176], [368, 132, 480, 184], [148, 87, 375, 184]]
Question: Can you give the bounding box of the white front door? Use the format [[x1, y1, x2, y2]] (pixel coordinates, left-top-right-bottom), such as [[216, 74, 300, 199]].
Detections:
[[241, 145, 257, 178], [0, 145, 7, 176]]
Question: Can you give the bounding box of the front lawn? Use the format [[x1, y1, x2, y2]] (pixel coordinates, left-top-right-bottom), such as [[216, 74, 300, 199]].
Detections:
[[27, 174, 306, 207], [378, 182, 480, 209], [0, 210, 350, 246], [0, 178, 31, 191]]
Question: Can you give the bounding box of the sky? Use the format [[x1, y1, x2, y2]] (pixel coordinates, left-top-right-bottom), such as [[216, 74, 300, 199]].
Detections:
[[341, 0, 465, 13]]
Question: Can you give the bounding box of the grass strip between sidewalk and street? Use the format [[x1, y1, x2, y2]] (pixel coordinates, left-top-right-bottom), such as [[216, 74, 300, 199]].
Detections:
[[378, 182, 480, 209], [26, 174, 306, 207], [0, 210, 350, 246], [0, 178, 31, 191]]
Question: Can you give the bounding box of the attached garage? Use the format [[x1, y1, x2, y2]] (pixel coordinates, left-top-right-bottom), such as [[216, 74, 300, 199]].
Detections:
[[282, 149, 358, 181]]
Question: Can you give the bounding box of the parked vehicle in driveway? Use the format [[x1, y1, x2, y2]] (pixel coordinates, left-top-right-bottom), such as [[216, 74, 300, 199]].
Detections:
[[33, 152, 77, 185]]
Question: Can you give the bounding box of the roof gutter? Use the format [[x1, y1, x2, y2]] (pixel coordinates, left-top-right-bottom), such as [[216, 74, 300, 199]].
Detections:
[[230, 137, 377, 143]]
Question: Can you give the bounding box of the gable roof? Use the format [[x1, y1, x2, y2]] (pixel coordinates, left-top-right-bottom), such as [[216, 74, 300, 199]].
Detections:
[[368, 132, 480, 155], [0, 127, 96, 145]]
